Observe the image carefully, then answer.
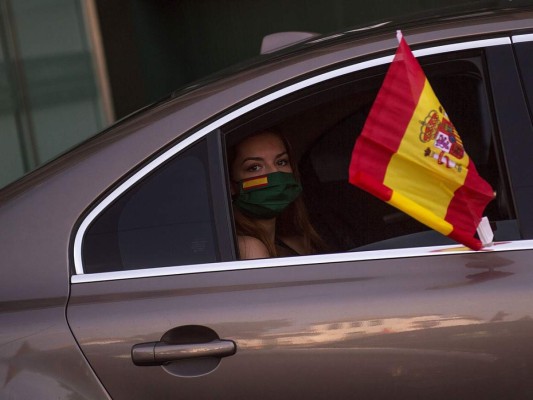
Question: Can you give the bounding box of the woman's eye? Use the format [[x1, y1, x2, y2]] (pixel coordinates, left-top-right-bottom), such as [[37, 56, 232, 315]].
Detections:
[[246, 164, 261, 172], [277, 159, 289, 167]]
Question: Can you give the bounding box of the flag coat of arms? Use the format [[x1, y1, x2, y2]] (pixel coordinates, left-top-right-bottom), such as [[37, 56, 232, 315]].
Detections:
[[348, 32, 495, 250]]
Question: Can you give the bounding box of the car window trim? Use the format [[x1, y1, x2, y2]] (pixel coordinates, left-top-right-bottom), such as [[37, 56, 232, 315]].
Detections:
[[512, 34, 533, 43], [73, 36, 512, 280], [207, 129, 236, 261], [71, 239, 533, 283]]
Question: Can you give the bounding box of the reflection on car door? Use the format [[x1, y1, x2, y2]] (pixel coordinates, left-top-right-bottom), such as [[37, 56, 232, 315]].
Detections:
[[67, 251, 533, 399]]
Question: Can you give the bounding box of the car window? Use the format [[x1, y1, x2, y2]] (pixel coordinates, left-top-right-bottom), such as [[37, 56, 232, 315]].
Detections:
[[82, 139, 219, 273], [514, 39, 533, 119], [224, 51, 519, 255], [77, 43, 522, 275]]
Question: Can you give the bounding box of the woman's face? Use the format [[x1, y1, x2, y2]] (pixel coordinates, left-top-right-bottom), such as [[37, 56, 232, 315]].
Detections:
[[231, 132, 293, 182]]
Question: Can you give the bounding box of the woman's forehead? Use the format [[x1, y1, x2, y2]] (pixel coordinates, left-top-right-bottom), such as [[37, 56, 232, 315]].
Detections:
[[236, 132, 286, 156]]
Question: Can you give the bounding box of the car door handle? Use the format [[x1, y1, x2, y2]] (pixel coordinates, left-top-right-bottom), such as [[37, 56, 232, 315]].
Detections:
[[132, 339, 236, 366]]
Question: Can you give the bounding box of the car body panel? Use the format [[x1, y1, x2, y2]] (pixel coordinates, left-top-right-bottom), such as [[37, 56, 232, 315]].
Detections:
[[2, 7, 533, 399], [68, 249, 533, 399], [0, 303, 109, 399]]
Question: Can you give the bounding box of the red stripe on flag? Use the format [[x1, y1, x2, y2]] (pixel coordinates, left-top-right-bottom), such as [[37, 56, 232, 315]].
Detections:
[[448, 228, 483, 251], [349, 38, 426, 186], [351, 171, 393, 202], [445, 160, 495, 248]]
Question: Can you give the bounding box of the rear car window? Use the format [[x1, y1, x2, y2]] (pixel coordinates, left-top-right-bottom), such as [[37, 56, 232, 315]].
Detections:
[[82, 139, 218, 273]]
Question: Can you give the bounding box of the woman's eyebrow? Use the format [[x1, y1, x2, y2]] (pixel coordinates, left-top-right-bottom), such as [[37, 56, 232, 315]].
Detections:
[[240, 151, 288, 164], [241, 156, 263, 165]]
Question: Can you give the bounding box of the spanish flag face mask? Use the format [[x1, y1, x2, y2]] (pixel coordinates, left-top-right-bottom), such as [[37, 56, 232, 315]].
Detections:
[[233, 172, 302, 219]]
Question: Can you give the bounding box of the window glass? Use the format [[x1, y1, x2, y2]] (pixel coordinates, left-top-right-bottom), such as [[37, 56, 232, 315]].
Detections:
[[480, 40, 533, 240], [0, 0, 108, 190], [83, 139, 218, 273], [0, 28, 25, 185], [515, 41, 533, 126], [11, 0, 106, 163]]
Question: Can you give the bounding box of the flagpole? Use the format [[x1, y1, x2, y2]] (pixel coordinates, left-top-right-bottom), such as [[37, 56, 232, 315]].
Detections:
[[396, 30, 403, 43], [477, 217, 494, 248]]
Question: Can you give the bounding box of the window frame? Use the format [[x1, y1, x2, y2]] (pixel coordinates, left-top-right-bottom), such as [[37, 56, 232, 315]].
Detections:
[[73, 35, 533, 284], [485, 37, 533, 239]]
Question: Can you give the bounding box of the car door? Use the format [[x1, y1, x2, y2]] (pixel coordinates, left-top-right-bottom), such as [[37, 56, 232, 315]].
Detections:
[[67, 33, 533, 399]]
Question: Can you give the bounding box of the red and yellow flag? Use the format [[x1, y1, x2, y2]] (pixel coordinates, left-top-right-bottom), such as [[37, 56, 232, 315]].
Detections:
[[242, 175, 269, 190], [349, 33, 495, 250]]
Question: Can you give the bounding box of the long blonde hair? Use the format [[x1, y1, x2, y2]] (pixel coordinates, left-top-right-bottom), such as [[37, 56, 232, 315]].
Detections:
[[229, 130, 324, 258]]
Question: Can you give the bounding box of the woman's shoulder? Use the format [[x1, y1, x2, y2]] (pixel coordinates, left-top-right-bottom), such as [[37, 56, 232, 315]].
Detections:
[[238, 235, 270, 259]]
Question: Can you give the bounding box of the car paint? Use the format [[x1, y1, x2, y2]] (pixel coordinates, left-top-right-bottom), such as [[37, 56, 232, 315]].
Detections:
[[2, 7, 533, 399], [68, 250, 533, 398]]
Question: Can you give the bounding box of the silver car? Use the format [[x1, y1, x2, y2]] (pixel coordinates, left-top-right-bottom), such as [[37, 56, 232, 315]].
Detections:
[[2, 6, 533, 399]]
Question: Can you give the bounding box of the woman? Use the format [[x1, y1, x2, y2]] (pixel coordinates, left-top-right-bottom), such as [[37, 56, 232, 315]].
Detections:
[[229, 129, 324, 259]]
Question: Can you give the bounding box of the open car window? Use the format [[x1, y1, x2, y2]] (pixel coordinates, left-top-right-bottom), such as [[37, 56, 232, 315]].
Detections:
[[225, 50, 518, 255]]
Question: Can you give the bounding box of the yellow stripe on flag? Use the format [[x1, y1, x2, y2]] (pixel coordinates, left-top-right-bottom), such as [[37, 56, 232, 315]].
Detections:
[[383, 80, 469, 220], [242, 176, 268, 189], [388, 191, 454, 235]]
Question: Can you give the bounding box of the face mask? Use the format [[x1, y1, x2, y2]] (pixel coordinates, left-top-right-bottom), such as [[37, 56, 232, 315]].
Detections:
[[233, 172, 302, 219]]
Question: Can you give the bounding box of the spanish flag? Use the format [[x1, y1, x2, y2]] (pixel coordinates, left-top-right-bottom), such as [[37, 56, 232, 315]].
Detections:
[[242, 175, 269, 190], [349, 32, 495, 250]]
